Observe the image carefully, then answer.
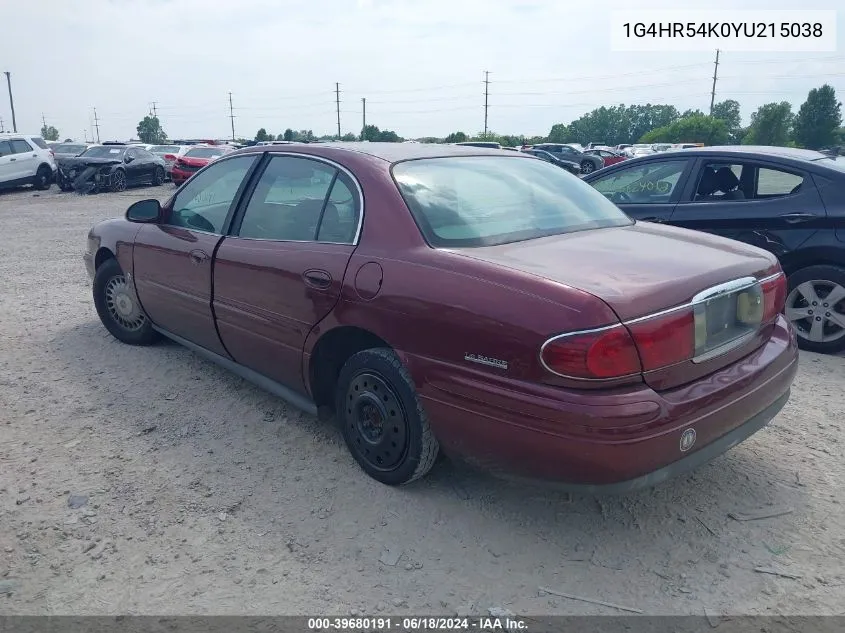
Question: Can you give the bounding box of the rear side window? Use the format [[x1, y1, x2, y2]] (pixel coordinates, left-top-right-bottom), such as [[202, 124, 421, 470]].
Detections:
[[0, 141, 11, 157], [757, 167, 804, 196], [10, 139, 33, 154], [30, 137, 48, 149], [393, 156, 631, 247]]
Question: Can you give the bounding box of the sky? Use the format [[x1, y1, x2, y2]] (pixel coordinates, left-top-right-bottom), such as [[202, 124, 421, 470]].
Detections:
[[1, 0, 843, 142]]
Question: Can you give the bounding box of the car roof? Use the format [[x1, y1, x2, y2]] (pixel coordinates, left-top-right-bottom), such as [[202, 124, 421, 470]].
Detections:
[[231, 141, 523, 163], [665, 145, 829, 161]]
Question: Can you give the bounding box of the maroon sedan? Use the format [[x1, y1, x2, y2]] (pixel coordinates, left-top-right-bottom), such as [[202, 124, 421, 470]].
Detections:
[[83, 143, 798, 491]]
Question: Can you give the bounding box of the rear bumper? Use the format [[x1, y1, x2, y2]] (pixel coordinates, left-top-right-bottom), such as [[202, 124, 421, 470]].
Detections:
[[170, 167, 192, 184], [407, 315, 799, 491], [83, 251, 95, 280]]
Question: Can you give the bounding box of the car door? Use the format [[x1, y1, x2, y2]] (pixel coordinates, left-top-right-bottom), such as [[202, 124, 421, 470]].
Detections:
[[132, 154, 260, 356], [0, 141, 15, 183], [133, 149, 154, 181], [668, 158, 826, 259], [586, 157, 693, 222], [9, 139, 38, 180], [213, 154, 361, 392], [122, 148, 143, 184]]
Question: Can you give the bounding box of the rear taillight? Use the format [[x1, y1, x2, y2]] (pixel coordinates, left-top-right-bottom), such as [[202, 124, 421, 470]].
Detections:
[[176, 158, 185, 166], [164, 154, 176, 161], [761, 273, 787, 322], [627, 308, 695, 371], [540, 325, 641, 379]]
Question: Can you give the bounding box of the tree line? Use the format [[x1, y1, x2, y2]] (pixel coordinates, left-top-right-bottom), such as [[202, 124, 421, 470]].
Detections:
[[120, 83, 840, 150]]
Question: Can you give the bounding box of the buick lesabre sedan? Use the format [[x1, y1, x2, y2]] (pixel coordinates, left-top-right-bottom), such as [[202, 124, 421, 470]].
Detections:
[[84, 143, 798, 491]]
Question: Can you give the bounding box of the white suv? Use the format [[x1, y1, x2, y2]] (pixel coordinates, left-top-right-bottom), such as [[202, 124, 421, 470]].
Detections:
[[0, 134, 57, 190]]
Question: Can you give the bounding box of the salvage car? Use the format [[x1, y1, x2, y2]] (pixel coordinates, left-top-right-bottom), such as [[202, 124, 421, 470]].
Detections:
[[522, 148, 582, 174], [148, 144, 190, 179], [530, 143, 604, 174], [51, 142, 91, 159], [582, 146, 845, 354], [84, 143, 797, 490], [57, 144, 166, 193], [170, 145, 234, 186]]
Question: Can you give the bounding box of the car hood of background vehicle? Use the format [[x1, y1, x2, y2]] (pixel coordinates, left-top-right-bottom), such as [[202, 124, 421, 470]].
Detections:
[[177, 156, 211, 167], [58, 157, 122, 169], [450, 222, 776, 321]]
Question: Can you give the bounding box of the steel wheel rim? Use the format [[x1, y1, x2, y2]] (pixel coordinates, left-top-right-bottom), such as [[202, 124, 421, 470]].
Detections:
[[581, 162, 594, 173], [345, 371, 408, 472], [104, 275, 146, 331], [113, 171, 126, 191], [785, 279, 845, 344]]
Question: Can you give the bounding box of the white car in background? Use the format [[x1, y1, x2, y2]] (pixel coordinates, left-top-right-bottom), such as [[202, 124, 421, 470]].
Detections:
[[147, 144, 191, 179], [0, 133, 57, 190]]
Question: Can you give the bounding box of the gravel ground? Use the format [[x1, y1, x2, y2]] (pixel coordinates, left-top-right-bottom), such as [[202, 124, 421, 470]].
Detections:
[[1, 184, 844, 617]]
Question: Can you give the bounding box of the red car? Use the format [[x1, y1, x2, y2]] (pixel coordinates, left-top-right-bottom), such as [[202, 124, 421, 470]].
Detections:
[[584, 148, 627, 167], [83, 143, 798, 491], [170, 145, 234, 186]]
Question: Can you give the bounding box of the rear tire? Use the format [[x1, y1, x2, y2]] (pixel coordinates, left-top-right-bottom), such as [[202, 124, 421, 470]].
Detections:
[[152, 166, 165, 186], [580, 160, 596, 174], [33, 165, 52, 190], [785, 264, 845, 354], [93, 258, 159, 345], [335, 348, 439, 485]]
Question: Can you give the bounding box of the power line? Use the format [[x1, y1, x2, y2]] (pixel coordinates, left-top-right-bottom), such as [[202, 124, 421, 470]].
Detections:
[[92, 107, 100, 143], [710, 49, 720, 114], [483, 70, 490, 138], [335, 82, 341, 138], [228, 92, 235, 141]]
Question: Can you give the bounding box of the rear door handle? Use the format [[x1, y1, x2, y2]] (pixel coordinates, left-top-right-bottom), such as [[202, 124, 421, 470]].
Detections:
[[9, 158, 15, 162], [303, 269, 332, 290], [188, 249, 209, 264], [779, 212, 818, 224]]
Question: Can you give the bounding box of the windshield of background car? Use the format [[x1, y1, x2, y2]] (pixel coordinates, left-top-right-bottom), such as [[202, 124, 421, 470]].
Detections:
[[392, 156, 632, 247], [185, 147, 225, 159], [54, 144, 87, 155], [150, 145, 181, 154], [80, 146, 126, 158]]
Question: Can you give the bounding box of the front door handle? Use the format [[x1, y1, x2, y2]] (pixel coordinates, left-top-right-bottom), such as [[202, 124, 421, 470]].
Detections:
[[9, 158, 15, 162], [640, 216, 664, 223], [779, 212, 818, 224], [188, 249, 209, 264], [303, 269, 332, 290]]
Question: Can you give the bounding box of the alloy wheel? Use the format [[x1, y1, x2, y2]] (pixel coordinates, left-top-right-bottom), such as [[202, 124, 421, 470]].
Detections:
[[344, 371, 408, 472], [104, 275, 146, 331], [112, 170, 127, 192], [785, 280, 845, 344]]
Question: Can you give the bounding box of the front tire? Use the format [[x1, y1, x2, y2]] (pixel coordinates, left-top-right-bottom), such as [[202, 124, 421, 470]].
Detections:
[[580, 160, 596, 174], [110, 169, 127, 192], [93, 258, 159, 345], [152, 166, 165, 186], [33, 165, 52, 190], [785, 264, 845, 354], [336, 348, 439, 485]]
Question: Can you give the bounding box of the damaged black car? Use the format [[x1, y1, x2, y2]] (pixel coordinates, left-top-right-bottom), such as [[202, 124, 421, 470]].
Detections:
[[56, 144, 166, 193]]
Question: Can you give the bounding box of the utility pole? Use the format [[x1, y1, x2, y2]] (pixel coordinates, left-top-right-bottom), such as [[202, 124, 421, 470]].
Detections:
[[228, 92, 235, 141], [83, 129, 88, 143], [42, 113, 47, 129], [709, 49, 720, 115], [93, 108, 101, 143], [483, 70, 490, 138], [0, 116, 4, 133], [361, 97, 366, 141], [4, 72, 17, 132], [151, 101, 158, 117], [335, 83, 341, 139]]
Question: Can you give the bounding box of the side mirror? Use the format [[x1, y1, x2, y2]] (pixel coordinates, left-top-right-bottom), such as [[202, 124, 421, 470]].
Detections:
[[124, 154, 134, 164], [126, 199, 161, 223]]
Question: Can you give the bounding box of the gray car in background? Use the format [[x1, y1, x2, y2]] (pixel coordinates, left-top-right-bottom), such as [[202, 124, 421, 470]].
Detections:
[[148, 144, 190, 179], [50, 142, 91, 159], [529, 143, 604, 174]]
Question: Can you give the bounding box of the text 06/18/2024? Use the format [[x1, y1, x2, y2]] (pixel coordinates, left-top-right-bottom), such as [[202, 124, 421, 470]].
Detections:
[[610, 9, 837, 52]]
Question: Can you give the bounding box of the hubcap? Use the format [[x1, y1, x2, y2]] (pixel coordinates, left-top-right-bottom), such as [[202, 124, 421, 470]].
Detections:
[[104, 275, 146, 331], [581, 162, 594, 173], [785, 280, 845, 344], [345, 372, 408, 471]]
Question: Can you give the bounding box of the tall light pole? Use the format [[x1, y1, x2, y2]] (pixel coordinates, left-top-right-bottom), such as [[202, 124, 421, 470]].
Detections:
[[4, 72, 17, 133]]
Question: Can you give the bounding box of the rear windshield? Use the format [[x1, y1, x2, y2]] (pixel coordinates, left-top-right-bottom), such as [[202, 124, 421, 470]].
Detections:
[[814, 156, 845, 172], [150, 145, 181, 154], [30, 137, 48, 149], [392, 156, 632, 247], [185, 147, 226, 159], [54, 144, 86, 154], [81, 146, 126, 158]]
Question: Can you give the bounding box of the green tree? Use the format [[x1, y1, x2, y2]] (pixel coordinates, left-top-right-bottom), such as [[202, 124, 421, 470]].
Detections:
[[40, 124, 59, 141], [378, 129, 402, 142], [362, 125, 380, 142], [793, 84, 843, 149], [742, 102, 793, 146], [547, 123, 570, 143], [625, 104, 680, 144], [282, 128, 294, 141], [710, 100, 742, 143], [681, 108, 705, 118], [340, 132, 358, 141], [136, 115, 167, 144], [444, 131, 467, 143], [639, 114, 729, 145], [254, 128, 270, 142]]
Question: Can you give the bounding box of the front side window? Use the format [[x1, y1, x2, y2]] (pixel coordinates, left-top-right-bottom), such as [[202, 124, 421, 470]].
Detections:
[[591, 159, 688, 204], [393, 156, 631, 247], [167, 155, 257, 233], [237, 156, 359, 243], [10, 139, 33, 154]]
